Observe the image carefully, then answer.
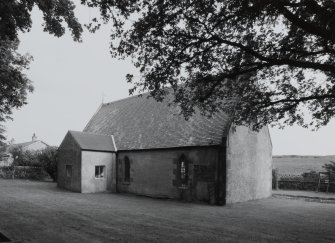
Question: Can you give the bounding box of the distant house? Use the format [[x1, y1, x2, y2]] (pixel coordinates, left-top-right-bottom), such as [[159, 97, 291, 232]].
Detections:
[[0, 134, 49, 167], [0, 152, 13, 167], [10, 134, 49, 152], [58, 94, 272, 205]]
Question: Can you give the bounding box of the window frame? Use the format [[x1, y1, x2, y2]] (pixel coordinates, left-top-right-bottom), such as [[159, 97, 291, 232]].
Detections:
[[95, 165, 105, 179], [66, 165, 72, 178], [178, 155, 189, 186]]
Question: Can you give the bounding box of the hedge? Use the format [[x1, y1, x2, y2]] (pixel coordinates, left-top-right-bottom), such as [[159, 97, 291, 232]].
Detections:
[[0, 166, 44, 180]]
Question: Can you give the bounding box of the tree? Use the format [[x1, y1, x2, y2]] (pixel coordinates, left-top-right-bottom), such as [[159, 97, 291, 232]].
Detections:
[[0, 124, 6, 147], [0, 1, 82, 42], [38, 147, 58, 181], [0, 0, 82, 142], [323, 161, 335, 174], [0, 39, 34, 123], [9, 146, 40, 167], [82, 0, 335, 129]]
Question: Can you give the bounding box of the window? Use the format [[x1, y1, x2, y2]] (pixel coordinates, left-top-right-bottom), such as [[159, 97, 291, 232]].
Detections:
[[180, 161, 186, 181], [124, 156, 130, 182], [179, 155, 188, 185], [66, 165, 72, 177], [95, 165, 105, 178]]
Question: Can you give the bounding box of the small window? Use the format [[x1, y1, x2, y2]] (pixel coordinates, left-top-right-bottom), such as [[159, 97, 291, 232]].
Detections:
[[95, 165, 105, 178], [180, 161, 186, 181], [124, 156, 130, 182], [179, 155, 188, 185], [66, 165, 72, 177]]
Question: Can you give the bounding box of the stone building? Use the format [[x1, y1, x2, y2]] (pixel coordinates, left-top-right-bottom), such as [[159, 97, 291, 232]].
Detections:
[[58, 94, 272, 205]]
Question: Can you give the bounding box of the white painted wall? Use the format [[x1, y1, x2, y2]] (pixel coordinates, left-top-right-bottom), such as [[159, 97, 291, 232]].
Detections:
[[81, 151, 115, 193], [226, 126, 272, 204], [23, 141, 48, 152]]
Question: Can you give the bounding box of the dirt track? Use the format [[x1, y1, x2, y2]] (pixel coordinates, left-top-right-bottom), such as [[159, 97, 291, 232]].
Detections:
[[0, 179, 334, 242]]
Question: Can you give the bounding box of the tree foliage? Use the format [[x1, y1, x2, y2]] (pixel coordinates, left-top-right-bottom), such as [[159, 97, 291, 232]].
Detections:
[[323, 161, 335, 174], [9, 146, 58, 180], [82, 0, 335, 129], [0, 1, 82, 142], [0, 124, 6, 146], [0, 1, 82, 42], [9, 146, 40, 167], [38, 147, 58, 181], [0, 39, 33, 121]]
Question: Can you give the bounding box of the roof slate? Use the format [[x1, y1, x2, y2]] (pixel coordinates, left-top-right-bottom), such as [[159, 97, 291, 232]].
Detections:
[[10, 140, 49, 150], [14, 141, 36, 148], [69, 131, 116, 152], [83, 93, 232, 151]]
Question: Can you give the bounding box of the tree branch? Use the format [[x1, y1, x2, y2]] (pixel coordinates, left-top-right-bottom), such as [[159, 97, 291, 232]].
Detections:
[[275, 3, 334, 43], [261, 93, 335, 107], [198, 63, 273, 102]]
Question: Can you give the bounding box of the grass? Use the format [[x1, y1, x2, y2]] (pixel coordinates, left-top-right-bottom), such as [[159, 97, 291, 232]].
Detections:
[[273, 155, 335, 175], [0, 179, 335, 242]]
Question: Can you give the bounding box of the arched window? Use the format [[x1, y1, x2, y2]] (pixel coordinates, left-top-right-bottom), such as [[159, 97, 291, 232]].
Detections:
[[179, 155, 188, 185], [124, 156, 130, 182]]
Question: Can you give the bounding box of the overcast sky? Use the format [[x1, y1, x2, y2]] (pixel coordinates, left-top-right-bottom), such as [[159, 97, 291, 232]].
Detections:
[[4, 3, 335, 155]]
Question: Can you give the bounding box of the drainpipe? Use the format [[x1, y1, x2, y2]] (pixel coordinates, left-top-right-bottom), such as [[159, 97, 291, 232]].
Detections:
[[216, 140, 227, 206], [111, 135, 119, 193]]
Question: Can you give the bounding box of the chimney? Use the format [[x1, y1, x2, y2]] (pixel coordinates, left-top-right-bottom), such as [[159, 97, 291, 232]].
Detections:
[[9, 138, 15, 145], [32, 133, 37, 141]]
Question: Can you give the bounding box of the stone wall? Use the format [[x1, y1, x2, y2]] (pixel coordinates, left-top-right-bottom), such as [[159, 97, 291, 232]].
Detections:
[[57, 133, 82, 192], [117, 147, 220, 203]]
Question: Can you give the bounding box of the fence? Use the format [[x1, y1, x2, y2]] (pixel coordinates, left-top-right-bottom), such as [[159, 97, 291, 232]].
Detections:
[[273, 170, 335, 192]]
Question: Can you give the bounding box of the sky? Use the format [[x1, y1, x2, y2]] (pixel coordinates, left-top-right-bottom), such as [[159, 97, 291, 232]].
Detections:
[[4, 3, 335, 155]]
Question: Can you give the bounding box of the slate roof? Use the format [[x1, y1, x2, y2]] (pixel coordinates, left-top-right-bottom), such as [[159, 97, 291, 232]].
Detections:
[[69, 130, 116, 152], [83, 93, 232, 151], [9, 140, 49, 151], [14, 141, 37, 148]]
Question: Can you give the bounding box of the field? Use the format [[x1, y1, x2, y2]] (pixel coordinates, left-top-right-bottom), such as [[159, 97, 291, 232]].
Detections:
[[273, 155, 335, 175], [0, 179, 335, 242]]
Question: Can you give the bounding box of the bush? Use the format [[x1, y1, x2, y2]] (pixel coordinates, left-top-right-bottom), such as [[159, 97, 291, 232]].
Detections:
[[9, 146, 40, 166], [301, 171, 319, 181], [0, 166, 14, 179], [0, 166, 42, 180], [7, 146, 58, 181], [38, 147, 58, 181]]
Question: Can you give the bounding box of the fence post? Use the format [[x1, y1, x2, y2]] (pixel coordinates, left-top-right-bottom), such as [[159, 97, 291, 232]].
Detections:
[[272, 169, 279, 190], [12, 166, 15, 180]]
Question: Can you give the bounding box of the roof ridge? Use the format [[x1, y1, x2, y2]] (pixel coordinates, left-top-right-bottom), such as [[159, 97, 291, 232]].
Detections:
[[101, 85, 181, 108], [102, 87, 175, 106], [69, 130, 113, 137], [83, 103, 103, 131], [103, 93, 149, 107]]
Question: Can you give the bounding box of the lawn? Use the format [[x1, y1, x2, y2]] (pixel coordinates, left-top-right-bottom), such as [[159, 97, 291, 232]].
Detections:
[[0, 179, 334, 242]]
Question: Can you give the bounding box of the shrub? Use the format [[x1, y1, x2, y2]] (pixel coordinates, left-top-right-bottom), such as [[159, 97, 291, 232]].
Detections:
[[38, 147, 58, 181], [9, 146, 40, 166], [301, 171, 319, 181]]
